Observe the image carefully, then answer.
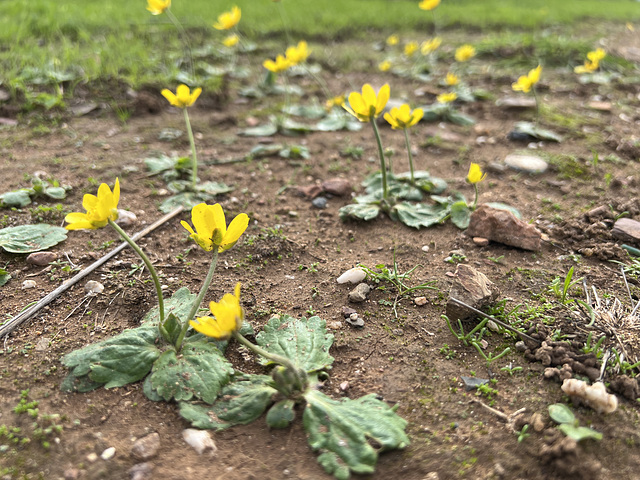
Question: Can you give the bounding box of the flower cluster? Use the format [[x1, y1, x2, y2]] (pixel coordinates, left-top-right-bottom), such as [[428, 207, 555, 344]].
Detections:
[[512, 65, 542, 93], [263, 40, 310, 73], [574, 48, 606, 74]]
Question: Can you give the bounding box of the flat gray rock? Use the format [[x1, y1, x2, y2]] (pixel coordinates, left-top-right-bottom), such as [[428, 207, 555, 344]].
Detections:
[[504, 154, 548, 174]]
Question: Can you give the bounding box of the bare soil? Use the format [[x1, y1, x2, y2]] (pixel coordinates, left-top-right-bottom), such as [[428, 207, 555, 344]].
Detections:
[[1, 30, 640, 480]]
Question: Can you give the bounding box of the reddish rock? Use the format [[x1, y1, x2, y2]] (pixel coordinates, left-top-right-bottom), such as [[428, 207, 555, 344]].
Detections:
[[26, 251, 58, 266], [472, 237, 489, 247], [295, 184, 323, 199], [322, 178, 352, 197], [446, 264, 496, 321], [466, 205, 542, 251]]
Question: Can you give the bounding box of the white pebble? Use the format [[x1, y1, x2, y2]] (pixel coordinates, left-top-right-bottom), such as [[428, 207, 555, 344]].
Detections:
[[421, 245, 429, 252], [100, 447, 116, 460], [84, 280, 104, 295], [561, 379, 617, 414], [414, 296, 427, 306], [22, 280, 37, 289], [116, 209, 137, 227], [182, 428, 217, 455], [337, 267, 366, 284]]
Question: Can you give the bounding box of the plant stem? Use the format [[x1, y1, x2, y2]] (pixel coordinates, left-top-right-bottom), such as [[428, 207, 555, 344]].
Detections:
[[183, 108, 198, 191], [233, 331, 298, 373], [403, 127, 416, 184], [532, 87, 540, 128], [175, 248, 218, 352], [166, 9, 194, 80], [370, 117, 389, 200], [108, 219, 168, 339], [472, 183, 479, 209], [276, 2, 292, 46]]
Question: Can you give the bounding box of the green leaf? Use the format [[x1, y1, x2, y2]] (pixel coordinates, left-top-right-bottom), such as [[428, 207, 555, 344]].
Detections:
[[283, 104, 326, 119], [256, 315, 334, 372], [548, 403, 575, 425], [248, 144, 284, 159], [60, 373, 103, 393], [0, 268, 10, 287], [178, 374, 277, 430], [43, 186, 67, 200], [303, 390, 409, 478], [339, 204, 380, 222], [514, 121, 563, 142], [158, 192, 208, 214], [0, 190, 32, 207], [266, 399, 296, 429], [315, 112, 362, 132], [141, 287, 198, 326], [142, 376, 163, 402], [390, 202, 449, 229], [0, 224, 67, 253], [450, 200, 471, 229], [240, 123, 278, 137], [196, 181, 233, 196], [558, 424, 603, 442], [483, 202, 522, 219], [61, 326, 161, 388], [445, 111, 476, 126], [149, 341, 233, 403], [161, 313, 182, 345], [144, 155, 179, 175]]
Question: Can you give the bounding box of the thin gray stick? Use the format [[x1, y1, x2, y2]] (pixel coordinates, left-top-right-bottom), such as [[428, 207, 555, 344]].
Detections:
[[0, 206, 184, 338], [449, 297, 541, 344]]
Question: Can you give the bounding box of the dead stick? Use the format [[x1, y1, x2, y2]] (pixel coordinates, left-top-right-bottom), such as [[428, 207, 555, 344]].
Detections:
[[0, 206, 184, 338]]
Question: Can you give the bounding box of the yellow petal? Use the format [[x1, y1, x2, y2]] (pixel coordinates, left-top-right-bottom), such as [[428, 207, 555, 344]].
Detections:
[[220, 213, 249, 251], [161, 88, 178, 107], [190, 203, 214, 237], [375, 84, 390, 116], [82, 193, 98, 212], [383, 112, 397, 129], [180, 220, 196, 236], [361, 84, 376, 112], [348, 91, 367, 118]]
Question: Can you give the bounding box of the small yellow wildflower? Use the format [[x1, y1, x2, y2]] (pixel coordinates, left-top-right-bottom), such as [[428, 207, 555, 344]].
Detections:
[[404, 42, 419, 57], [512, 65, 542, 93], [384, 104, 424, 130], [574, 48, 605, 73], [445, 72, 459, 86], [378, 60, 392, 72], [161, 84, 202, 108], [467, 163, 486, 184], [65, 179, 120, 230], [418, 0, 441, 11], [386, 34, 399, 46], [213, 6, 241, 30], [263, 54, 291, 73], [437, 92, 457, 104], [325, 95, 345, 111], [455, 44, 476, 62], [190, 283, 243, 340], [146, 0, 170, 15], [421, 37, 442, 55], [222, 34, 239, 47], [285, 41, 310, 66], [343, 84, 390, 122], [181, 203, 249, 253]]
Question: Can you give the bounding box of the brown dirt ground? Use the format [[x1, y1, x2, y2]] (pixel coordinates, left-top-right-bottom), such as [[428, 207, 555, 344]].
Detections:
[[1, 28, 640, 480]]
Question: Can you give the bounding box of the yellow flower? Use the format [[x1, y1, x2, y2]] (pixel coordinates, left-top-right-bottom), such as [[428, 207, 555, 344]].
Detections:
[[223, 34, 239, 47], [404, 42, 419, 57], [161, 84, 202, 108], [378, 60, 392, 72], [180, 203, 249, 253], [421, 37, 442, 55], [65, 179, 120, 230], [213, 6, 241, 30], [587, 48, 606, 63], [146, 0, 170, 15], [512, 65, 542, 93], [437, 92, 457, 104], [575, 48, 605, 73], [467, 163, 486, 184], [386, 34, 399, 46], [419, 0, 441, 11], [455, 44, 476, 62], [343, 83, 390, 122], [384, 104, 424, 130], [285, 41, 310, 66], [263, 54, 291, 73], [325, 95, 345, 110], [445, 72, 459, 86], [190, 283, 243, 340]]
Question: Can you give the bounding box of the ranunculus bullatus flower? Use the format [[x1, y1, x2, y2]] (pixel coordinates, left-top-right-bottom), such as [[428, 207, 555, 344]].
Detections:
[[285, 41, 310, 66], [467, 163, 486, 184], [263, 54, 291, 73], [223, 34, 239, 47], [325, 95, 345, 111], [343, 83, 390, 122], [146, 0, 170, 15], [213, 6, 241, 30], [404, 42, 419, 57], [384, 104, 424, 130], [190, 283, 243, 340], [181, 203, 249, 253], [455, 44, 476, 62], [386, 34, 399, 46], [421, 37, 442, 55], [574, 48, 605, 74], [445, 72, 459, 86], [437, 92, 457, 104], [512, 65, 542, 93], [65, 179, 120, 230], [161, 84, 202, 108], [418, 0, 440, 11], [378, 60, 391, 72]]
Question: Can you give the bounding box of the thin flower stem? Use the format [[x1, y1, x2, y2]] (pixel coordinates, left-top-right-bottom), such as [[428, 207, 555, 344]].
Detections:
[[166, 9, 194, 80], [108, 219, 168, 338], [532, 87, 540, 128], [175, 248, 218, 352], [370, 117, 389, 200], [472, 183, 479, 209], [233, 331, 298, 373], [403, 128, 416, 184], [276, 2, 292, 46], [183, 108, 199, 191]]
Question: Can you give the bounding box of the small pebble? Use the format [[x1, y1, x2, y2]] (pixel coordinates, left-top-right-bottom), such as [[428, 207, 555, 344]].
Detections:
[[461, 376, 489, 391], [414, 296, 427, 306], [22, 280, 37, 289], [86, 452, 98, 463], [339, 381, 349, 391], [26, 251, 57, 266], [116, 209, 137, 227], [327, 321, 342, 330], [101, 447, 116, 460], [182, 429, 216, 455], [311, 197, 328, 209], [472, 237, 489, 247], [85, 280, 104, 295], [337, 267, 366, 284], [421, 245, 429, 252]]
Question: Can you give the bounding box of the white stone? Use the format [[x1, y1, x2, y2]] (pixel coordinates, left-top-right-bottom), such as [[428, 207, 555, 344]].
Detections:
[[100, 447, 116, 460], [182, 429, 217, 455], [561, 379, 617, 414], [22, 280, 37, 289], [337, 267, 366, 284], [84, 280, 104, 295], [414, 297, 427, 306], [504, 154, 548, 174], [116, 209, 137, 227]]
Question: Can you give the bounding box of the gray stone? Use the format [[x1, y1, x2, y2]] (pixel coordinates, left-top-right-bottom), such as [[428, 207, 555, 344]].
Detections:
[[26, 251, 57, 266], [466, 205, 542, 251], [446, 264, 496, 322], [116, 209, 137, 227], [348, 283, 371, 303], [612, 218, 640, 246], [496, 96, 537, 109], [504, 154, 548, 174], [131, 433, 160, 461], [129, 463, 153, 480], [311, 197, 327, 209], [461, 375, 489, 391]]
